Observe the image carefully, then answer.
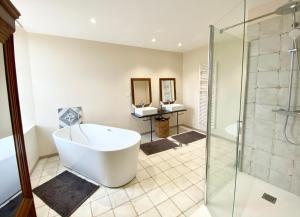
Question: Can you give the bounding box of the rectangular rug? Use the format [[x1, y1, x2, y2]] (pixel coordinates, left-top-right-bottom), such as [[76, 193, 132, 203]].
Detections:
[[141, 139, 178, 155], [172, 131, 206, 144], [33, 171, 99, 217]]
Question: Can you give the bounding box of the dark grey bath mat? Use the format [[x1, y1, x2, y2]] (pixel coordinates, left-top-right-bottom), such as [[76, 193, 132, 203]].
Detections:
[[0, 193, 22, 217], [141, 139, 178, 155], [33, 171, 99, 217], [172, 131, 206, 144]]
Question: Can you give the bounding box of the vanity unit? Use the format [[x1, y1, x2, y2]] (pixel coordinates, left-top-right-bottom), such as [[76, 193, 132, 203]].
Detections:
[[131, 77, 186, 141]]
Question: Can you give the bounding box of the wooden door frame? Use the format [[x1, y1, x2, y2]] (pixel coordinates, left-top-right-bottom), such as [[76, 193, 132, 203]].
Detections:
[[0, 1, 36, 216]]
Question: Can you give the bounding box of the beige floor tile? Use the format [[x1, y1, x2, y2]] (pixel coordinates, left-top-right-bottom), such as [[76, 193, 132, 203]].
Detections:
[[156, 199, 181, 217], [184, 171, 201, 184], [184, 185, 204, 203], [145, 166, 162, 177], [44, 161, 59, 170], [31, 168, 43, 179], [33, 195, 45, 208], [38, 175, 53, 185], [41, 167, 58, 176], [168, 158, 181, 167], [125, 182, 145, 199], [171, 192, 195, 212], [131, 194, 154, 215], [36, 205, 49, 217], [48, 208, 59, 217], [161, 182, 181, 197], [71, 204, 92, 217], [90, 187, 107, 201], [113, 202, 136, 217], [91, 196, 112, 216], [136, 169, 151, 181], [139, 178, 158, 192], [175, 164, 191, 175], [108, 189, 129, 208], [104, 186, 121, 195], [47, 155, 59, 162], [184, 203, 203, 217], [98, 210, 115, 217], [184, 160, 200, 170], [152, 173, 171, 186], [146, 187, 168, 206], [139, 160, 153, 169], [164, 168, 181, 180], [173, 176, 193, 190], [139, 208, 161, 217], [156, 161, 172, 171]]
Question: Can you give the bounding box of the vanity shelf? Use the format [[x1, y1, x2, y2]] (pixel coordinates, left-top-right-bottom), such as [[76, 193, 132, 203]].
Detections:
[[131, 108, 187, 141]]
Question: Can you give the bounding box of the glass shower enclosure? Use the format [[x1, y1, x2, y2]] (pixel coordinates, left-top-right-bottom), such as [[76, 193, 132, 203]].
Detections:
[[206, 1, 300, 217]]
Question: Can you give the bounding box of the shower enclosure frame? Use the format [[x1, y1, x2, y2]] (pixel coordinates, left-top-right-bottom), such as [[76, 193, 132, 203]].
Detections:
[[204, 25, 215, 205], [205, 0, 247, 211], [205, 0, 300, 215]]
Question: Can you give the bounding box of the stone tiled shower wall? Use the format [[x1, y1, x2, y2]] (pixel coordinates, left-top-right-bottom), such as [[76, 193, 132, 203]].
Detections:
[[243, 15, 300, 196]]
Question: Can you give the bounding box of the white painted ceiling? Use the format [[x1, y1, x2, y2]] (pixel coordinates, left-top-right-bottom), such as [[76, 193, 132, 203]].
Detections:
[[12, 0, 271, 52]]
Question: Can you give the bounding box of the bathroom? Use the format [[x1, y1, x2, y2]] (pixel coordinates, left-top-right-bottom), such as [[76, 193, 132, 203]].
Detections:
[[0, 0, 300, 217]]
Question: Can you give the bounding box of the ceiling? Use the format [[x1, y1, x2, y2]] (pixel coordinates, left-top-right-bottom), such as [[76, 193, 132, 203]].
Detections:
[[12, 0, 272, 52]]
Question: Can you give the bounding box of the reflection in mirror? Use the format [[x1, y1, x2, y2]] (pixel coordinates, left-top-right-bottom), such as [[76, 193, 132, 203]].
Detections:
[[0, 44, 22, 215], [160, 78, 176, 103], [131, 78, 152, 107]]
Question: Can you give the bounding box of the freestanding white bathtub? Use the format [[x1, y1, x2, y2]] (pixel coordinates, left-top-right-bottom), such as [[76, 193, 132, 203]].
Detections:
[[52, 124, 141, 187]]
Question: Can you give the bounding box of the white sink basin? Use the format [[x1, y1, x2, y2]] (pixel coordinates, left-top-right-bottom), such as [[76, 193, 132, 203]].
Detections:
[[162, 103, 185, 112], [134, 107, 158, 116]]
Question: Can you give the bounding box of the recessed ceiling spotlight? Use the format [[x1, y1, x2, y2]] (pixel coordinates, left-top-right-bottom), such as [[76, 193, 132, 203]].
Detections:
[[178, 43, 182, 47], [152, 38, 157, 43], [90, 18, 96, 24]]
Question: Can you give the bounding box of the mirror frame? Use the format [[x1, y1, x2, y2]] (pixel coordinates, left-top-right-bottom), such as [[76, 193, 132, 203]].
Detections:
[[131, 78, 152, 106], [0, 1, 36, 216], [159, 78, 176, 103]]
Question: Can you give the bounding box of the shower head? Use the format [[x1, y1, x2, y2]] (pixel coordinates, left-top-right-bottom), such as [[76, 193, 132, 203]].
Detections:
[[275, 1, 300, 15]]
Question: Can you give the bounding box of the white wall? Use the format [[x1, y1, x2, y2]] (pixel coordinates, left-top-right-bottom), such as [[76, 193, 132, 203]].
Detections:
[[14, 29, 39, 171], [24, 33, 182, 156], [182, 46, 208, 130]]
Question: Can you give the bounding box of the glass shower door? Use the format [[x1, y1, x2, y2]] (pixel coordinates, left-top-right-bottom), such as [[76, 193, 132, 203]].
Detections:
[[206, 25, 246, 217]]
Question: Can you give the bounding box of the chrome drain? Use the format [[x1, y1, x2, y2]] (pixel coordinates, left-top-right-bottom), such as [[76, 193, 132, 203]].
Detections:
[[262, 193, 277, 204]]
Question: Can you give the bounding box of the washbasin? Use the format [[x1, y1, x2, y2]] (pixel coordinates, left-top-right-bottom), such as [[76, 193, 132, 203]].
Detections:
[[162, 103, 185, 112], [134, 106, 158, 116]]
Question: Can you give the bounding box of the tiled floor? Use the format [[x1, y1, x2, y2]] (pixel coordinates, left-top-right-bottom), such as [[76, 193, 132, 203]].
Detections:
[[30, 127, 207, 217]]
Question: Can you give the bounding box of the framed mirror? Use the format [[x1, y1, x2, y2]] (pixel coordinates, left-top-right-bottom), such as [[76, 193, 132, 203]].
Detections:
[[131, 78, 152, 107], [159, 78, 176, 103], [0, 1, 36, 216]]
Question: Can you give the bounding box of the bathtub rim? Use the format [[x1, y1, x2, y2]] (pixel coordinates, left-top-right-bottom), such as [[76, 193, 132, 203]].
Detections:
[[52, 123, 141, 152]]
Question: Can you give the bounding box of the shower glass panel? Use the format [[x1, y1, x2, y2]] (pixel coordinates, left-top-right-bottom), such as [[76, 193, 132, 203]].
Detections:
[[206, 25, 246, 217], [233, 2, 300, 216]]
